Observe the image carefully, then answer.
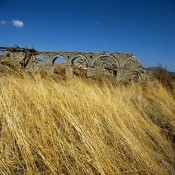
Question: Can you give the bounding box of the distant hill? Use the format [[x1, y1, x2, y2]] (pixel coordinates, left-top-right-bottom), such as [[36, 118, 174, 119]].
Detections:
[[146, 67, 175, 76]]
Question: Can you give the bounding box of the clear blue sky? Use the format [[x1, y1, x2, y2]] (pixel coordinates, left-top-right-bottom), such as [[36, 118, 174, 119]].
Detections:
[[0, 0, 175, 70]]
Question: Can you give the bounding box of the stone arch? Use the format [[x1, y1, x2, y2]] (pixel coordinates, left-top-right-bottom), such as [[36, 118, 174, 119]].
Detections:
[[51, 55, 67, 65], [71, 55, 89, 76], [51, 55, 67, 75], [71, 55, 88, 65], [92, 55, 120, 76], [122, 57, 143, 75], [92, 55, 120, 68], [122, 56, 136, 67]]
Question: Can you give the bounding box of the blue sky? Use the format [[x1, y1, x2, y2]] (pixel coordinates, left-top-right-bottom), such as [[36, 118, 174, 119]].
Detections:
[[0, 0, 175, 70]]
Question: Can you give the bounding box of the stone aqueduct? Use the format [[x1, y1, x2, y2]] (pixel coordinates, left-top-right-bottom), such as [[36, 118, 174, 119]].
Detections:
[[0, 47, 146, 80], [39, 51, 146, 79]]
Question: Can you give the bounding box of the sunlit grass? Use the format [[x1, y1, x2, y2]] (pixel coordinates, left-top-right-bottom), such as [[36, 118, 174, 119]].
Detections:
[[0, 74, 175, 174]]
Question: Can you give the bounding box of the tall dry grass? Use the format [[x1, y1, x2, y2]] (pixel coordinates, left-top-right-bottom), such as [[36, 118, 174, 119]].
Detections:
[[0, 73, 175, 175]]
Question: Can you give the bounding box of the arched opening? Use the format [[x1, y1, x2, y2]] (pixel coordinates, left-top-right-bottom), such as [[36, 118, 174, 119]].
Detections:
[[52, 56, 66, 76], [94, 56, 119, 77], [72, 56, 88, 77]]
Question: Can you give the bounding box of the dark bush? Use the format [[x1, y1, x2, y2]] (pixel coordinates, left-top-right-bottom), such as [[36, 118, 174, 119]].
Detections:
[[152, 66, 175, 91]]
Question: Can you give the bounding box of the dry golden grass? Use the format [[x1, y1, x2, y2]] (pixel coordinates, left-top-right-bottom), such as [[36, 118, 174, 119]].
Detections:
[[0, 73, 175, 175]]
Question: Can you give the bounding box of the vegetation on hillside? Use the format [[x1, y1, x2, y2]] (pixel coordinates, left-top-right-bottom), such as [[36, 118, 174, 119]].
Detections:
[[0, 67, 175, 174]]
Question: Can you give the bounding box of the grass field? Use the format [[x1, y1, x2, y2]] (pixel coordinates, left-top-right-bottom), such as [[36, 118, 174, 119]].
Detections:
[[0, 73, 175, 174]]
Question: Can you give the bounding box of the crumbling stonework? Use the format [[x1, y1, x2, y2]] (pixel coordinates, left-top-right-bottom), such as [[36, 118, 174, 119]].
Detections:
[[0, 46, 146, 80]]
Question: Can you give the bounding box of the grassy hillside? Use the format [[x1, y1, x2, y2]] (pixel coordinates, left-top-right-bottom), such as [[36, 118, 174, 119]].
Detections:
[[0, 73, 175, 174]]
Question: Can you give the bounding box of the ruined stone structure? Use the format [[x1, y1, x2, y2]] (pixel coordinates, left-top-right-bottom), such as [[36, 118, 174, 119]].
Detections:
[[0, 46, 146, 80]]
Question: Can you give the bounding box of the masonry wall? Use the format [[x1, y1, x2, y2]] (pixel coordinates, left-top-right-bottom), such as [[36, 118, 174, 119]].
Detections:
[[3, 50, 146, 80], [38, 52, 146, 80]]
